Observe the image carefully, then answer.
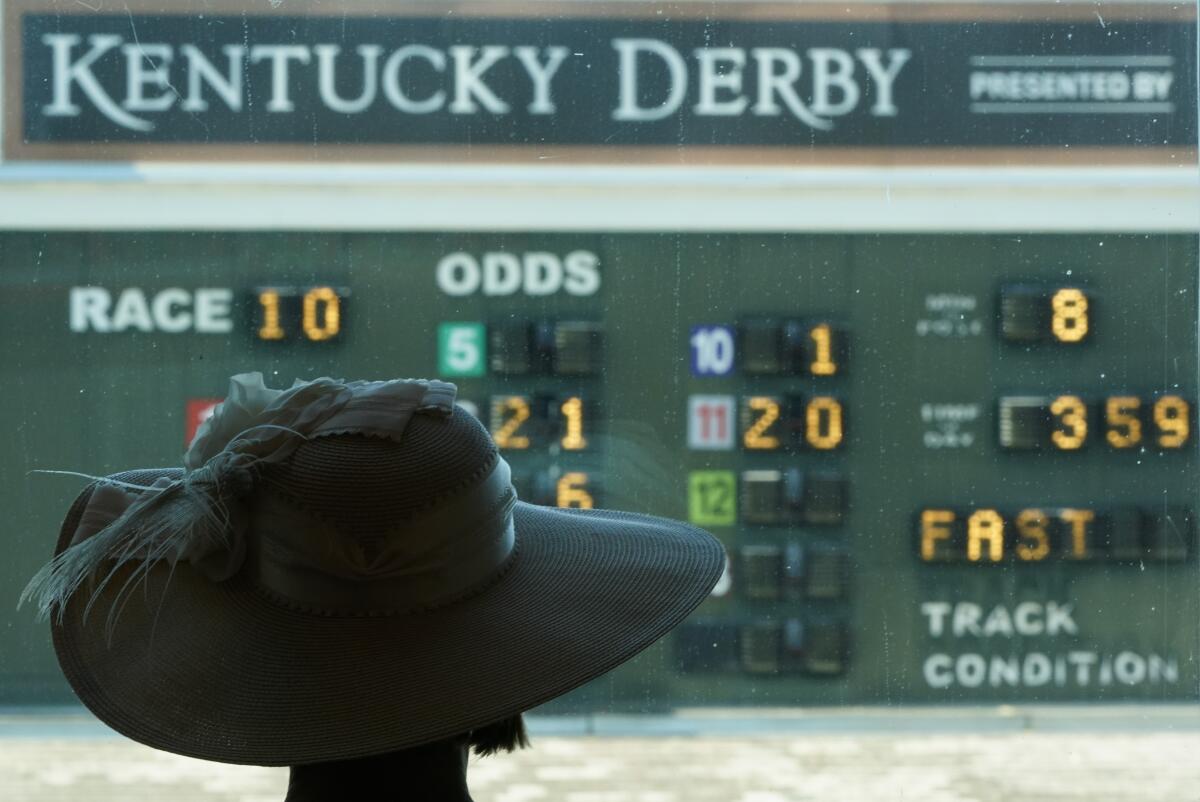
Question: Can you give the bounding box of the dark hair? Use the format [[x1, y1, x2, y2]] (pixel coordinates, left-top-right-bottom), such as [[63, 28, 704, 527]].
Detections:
[[467, 713, 530, 757]]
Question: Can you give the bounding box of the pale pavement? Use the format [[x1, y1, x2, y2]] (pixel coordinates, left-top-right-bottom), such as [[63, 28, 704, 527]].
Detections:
[[3, 707, 1198, 802]]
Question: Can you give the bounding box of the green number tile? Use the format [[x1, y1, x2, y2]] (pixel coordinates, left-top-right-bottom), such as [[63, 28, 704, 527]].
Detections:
[[438, 322, 486, 377], [688, 470, 737, 527]]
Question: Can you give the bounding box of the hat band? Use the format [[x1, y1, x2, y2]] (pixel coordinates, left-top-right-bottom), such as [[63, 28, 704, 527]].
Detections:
[[250, 457, 518, 615]]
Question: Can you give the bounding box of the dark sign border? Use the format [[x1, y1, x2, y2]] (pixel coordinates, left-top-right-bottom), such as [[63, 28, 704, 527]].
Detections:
[[4, 0, 1196, 165]]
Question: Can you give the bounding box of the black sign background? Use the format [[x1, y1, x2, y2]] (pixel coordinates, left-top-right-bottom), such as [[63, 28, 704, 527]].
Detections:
[[10, 8, 1198, 155]]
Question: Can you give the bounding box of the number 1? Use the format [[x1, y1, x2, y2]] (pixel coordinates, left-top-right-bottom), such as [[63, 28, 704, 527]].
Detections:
[[560, 396, 587, 450], [809, 323, 837, 376], [258, 290, 285, 340]]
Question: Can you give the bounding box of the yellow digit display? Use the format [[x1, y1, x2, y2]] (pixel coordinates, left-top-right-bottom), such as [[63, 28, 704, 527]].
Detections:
[[919, 509, 954, 562], [302, 286, 341, 342], [966, 509, 1004, 563], [809, 323, 837, 376], [491, 396, 531, 450], [1051, 287, 1089, 343], [743, 397, 781, 450], [1050, 395, 1087, 450], [1105, 396, 1142, 448], [1060, 508, 1095, 558], [257, 290, 285, 340], [560, 396, 587, 451], [919, 507, 1105, 563], [1015, 509, 1050, 562], [557, 472, 594, 509], [1154, 395, 1190, 448], [805, 397, 844, 450]]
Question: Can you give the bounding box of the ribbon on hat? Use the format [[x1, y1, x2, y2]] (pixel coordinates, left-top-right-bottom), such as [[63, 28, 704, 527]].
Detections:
[[20, 372, 458, 636], [251, 456, 517, 614]]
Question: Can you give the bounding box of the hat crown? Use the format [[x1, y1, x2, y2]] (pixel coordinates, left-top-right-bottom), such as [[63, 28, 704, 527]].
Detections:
[[263, 407, 500, 539], [249, 408, 518, 616]]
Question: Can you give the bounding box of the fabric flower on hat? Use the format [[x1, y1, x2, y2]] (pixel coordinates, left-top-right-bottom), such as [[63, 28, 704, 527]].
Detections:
[[185, 372, 354, 470]]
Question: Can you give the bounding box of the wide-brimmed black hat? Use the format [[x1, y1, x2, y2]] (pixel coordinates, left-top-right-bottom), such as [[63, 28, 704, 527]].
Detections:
[[23, 373, 724, 766]]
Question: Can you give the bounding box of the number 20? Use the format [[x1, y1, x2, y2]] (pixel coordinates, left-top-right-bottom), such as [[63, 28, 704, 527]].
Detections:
[[742, 396, 844, 450]]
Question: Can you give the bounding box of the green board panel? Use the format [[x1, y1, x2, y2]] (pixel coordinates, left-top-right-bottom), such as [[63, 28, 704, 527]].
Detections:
[[3, 232, 1196, 707]]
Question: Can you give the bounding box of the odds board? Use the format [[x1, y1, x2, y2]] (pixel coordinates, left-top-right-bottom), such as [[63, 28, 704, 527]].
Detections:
[[3, 231, 1196, 705]]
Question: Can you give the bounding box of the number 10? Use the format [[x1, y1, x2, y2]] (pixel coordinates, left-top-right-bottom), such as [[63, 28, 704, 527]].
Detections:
[[690, 326, 735, 376]]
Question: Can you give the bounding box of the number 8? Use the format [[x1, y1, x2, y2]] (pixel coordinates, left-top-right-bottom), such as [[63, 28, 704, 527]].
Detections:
[[1051, 288, 1089, 343]]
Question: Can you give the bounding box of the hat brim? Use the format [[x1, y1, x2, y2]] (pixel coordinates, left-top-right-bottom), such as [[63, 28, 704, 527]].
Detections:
[[51, 475, 725, 766]]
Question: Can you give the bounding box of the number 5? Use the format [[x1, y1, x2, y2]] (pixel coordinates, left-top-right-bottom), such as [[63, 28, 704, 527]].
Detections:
[[438, 322, 486, 377], [1105, 396, 1142, 448]]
